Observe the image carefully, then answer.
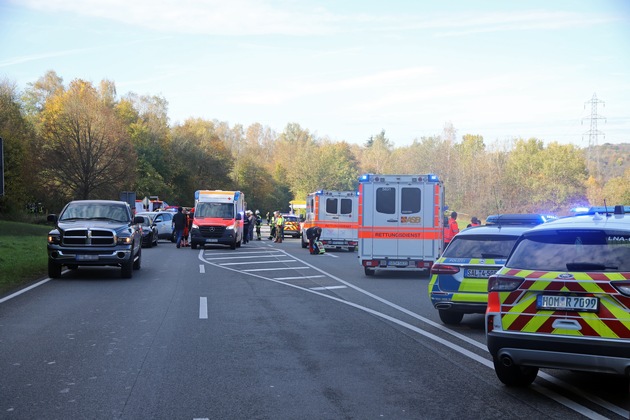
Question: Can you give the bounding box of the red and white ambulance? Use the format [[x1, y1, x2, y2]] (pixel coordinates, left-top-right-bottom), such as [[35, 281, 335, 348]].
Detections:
[[358, 174, 444, 276], [190, 190, 245, 250], [301, 190, 358, 251]]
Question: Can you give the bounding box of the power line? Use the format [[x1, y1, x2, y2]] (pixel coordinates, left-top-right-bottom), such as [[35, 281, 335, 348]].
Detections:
[[582, 93, 606, 178]]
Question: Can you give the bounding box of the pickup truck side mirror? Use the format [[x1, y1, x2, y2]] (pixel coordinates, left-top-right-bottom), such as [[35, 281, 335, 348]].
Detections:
[[47, 214, 58, 223]]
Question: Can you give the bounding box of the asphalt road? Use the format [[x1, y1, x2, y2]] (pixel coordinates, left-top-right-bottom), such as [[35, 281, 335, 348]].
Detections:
[[1, 230, 628, 419]]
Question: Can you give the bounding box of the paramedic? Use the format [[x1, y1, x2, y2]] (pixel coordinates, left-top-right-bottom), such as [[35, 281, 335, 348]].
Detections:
[[444, 211, 459, 246], [467, 216, 480, 228], [306, 226, 322, 254]]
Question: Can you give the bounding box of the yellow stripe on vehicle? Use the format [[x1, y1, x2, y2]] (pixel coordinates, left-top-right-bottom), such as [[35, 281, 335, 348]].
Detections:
[[580, 312, 619, 338], [458, 278, 488, 293], [451, 293, 487, 303]]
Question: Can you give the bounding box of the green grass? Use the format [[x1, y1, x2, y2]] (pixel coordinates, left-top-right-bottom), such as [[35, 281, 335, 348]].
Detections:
[[0, 220, 51, 296]]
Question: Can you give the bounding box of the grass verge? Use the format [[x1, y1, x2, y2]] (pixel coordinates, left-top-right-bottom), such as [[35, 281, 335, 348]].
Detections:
[[0, 220, 51, 296]]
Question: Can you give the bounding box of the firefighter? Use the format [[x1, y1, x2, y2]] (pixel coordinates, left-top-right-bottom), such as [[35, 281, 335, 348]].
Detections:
[[255, 210, 262, 240], [444, 211, 459, 246]]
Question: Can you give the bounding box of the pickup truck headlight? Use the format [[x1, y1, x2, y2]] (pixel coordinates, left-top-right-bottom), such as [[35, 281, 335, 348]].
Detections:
[[47, 234, 60, 245], [117, 236, 132, 245]]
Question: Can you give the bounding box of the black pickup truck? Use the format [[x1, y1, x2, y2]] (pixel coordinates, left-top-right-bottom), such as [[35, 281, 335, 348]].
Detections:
[[47, 200, 144, 278]]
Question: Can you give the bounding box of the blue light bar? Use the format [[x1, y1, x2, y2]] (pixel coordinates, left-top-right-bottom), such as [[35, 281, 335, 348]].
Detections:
[[428, 174, 439, 182], [359, 174, 370, 182]]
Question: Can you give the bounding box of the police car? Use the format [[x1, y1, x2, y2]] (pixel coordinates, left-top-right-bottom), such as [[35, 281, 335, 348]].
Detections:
[[486, 205, 630, 386], [428, 224, 533, 325]]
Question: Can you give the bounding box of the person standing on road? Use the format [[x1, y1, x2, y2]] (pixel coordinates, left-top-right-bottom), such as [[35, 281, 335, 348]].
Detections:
[[243, 210, 250, 244], [444, 211, 460, 247], [255, 210, 262, 240], [171, 207, 187, 249], [274, 211, 284, 243]]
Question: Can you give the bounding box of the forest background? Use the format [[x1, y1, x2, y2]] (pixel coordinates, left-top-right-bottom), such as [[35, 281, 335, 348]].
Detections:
[[1, 71, 629, 222]]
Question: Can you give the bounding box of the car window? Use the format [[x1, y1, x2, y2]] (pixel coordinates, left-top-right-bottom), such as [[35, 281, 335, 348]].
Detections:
[[443, 235, 520, 259], [507, 229, 630, 271]]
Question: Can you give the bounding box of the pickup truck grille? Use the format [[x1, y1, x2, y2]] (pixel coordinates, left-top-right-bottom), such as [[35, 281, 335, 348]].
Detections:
[[199, 226, 226, 238], [62, 229, 116, 246]]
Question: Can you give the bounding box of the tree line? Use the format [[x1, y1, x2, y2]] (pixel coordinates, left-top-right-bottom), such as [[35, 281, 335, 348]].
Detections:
[[1, 71, 629, 220]]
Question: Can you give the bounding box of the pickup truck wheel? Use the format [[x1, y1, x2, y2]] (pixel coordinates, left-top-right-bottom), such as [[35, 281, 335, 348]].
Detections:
[[364, 267, 375, 276], [133, 247, 142, 270], [438, 310, 463, 325], [492, 357, 538, 387], [48, 260, 62, 278], [121, 260, 133, 278]]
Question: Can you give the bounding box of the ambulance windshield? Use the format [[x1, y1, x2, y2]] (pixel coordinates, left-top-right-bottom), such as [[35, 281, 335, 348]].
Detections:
[[196, 202, 234, 219]]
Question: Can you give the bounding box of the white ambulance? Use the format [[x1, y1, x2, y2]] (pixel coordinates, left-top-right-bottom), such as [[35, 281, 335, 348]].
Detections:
[[190, 190, 245, 250], [358, 174, 444, 276], [301, 190, 358, 252]]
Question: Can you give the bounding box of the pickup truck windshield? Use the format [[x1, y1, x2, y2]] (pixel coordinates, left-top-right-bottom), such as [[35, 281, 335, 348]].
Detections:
[[60, 203, 130, 223]]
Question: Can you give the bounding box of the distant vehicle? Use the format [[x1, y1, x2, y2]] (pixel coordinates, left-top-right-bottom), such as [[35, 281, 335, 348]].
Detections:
[[281, 214, 301, 238], [485, 213, 556, 226], [301, 190, 358, 252], [47, 200, 143, 279], [428, 224, 533, 325], [137, 215, 159, 248], [137, 211, 176, 242], [486, 205, 630, 387]]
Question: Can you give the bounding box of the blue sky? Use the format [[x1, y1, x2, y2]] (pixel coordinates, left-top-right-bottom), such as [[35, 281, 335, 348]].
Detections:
[[1, 0, 629, 148]]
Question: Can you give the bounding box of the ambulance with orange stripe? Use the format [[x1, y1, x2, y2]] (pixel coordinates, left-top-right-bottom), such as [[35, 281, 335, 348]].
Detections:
[[358, 174, 444, 276], [486, 206, 630, 387], [190, 190, 245, 250], [300, 190, 358, 252]]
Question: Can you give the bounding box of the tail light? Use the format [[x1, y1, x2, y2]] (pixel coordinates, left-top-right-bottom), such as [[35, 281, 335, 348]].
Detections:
[[430, 263, 460, 275], [488, 274, 524, 292]]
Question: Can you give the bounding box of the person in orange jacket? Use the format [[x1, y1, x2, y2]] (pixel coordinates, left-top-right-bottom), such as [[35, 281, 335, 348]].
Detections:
[[443, 211, 460, 246]]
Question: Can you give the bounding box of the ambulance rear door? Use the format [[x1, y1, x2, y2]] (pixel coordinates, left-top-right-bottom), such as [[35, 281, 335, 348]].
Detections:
[[361, 175, 442, 261], [321, 192, 357, 244]]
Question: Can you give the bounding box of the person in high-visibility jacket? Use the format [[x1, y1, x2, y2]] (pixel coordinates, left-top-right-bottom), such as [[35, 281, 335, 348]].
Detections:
[[443, 211, 459, 246], [274, 212, 285, 243]]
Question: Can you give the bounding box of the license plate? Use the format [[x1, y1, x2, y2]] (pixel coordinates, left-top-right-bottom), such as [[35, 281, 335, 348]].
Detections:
[[331, 241, 343, 245], [206, 239, 218, 243], [464, 268, 498, 278], [536, 295, 599, 312], [76, 254, 98, 261], [388, 260, 408, 267]]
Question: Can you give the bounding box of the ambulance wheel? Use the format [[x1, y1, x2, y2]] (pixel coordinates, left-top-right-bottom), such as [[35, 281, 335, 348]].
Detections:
[[364, 267, 375, 276], [301, 240, 307, 248], [230, 240, 237, 250], [348, 247, 356, 252], [438, 310, 463, 325], [191, 242, 198, 250], [492, 357, 538, 387]]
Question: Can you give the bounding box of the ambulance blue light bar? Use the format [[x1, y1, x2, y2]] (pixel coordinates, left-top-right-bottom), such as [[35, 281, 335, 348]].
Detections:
[[359, 174, 440, 182]]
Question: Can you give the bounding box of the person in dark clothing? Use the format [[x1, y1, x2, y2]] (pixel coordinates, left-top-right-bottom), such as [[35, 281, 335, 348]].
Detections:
[[306, 226, 322, 254], [171, 207, 187, 249]]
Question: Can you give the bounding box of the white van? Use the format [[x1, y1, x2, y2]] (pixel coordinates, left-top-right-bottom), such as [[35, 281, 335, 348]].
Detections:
[[358, 174, 444, 276]]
